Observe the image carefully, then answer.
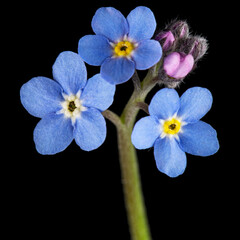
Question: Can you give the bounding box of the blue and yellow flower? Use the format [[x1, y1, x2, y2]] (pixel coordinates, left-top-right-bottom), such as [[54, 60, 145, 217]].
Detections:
[[78, 6, 162, 84], [20, 51, 115, 155], [131, 87, 219, 177]]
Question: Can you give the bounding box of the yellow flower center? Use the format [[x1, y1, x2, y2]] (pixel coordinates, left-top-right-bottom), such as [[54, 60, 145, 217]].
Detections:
[[163, 118, 181, 135], [113, 41, 135, 57]]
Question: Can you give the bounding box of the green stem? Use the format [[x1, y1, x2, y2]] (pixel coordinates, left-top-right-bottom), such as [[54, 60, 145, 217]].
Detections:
[[121, 60, 161, 129], [117, 124, 151, 240], [103, 60, 162, 240]]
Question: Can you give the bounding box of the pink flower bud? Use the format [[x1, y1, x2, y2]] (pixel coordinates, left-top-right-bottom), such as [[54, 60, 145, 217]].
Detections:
[[163, 52, 194, 79], [155, 31, 175, 51]]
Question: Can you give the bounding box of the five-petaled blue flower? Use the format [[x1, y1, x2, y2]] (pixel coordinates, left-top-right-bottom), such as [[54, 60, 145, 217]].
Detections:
[[20, 51, 115, 155], [78, 6, 162, 85], [131, 87, 219, 177]]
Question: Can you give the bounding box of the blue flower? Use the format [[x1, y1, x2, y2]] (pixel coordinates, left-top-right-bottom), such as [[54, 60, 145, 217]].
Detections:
[[78, 6, 162, 85], [131, 87, 219, 177], [20, 51, 116, 155]]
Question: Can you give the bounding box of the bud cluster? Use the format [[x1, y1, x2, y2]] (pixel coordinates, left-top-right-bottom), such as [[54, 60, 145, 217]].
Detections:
[[155, 20, 208, 88]]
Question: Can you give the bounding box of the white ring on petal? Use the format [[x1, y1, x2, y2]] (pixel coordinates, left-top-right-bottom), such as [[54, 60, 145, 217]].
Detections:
[[58, 91, 87, 124]]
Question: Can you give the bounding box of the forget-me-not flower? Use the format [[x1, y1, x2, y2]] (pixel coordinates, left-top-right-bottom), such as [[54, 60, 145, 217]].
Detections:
[[20, 51, 115, 155], [131, 87, 219, 177], [78, 6, 162, 85]]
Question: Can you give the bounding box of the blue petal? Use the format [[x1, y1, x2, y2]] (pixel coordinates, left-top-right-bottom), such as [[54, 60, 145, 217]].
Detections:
[[74, 108, 106, 151], [78, 35, 113, 66], [91, 7, 128, 42], [133, 40, 162, 70], [20, 77, 63, 118], [52, 51, 87, 95], [179, 121, 219, 156], [127, 6, 156, 42], [149, 88, 180, 119], [178, 87, 213, 123], [131, 116, 161, 149], [154, 137, 187, 178], [33, 114, 73, 155], [81, 74, 116, 111], [100, 57, 135, 84]]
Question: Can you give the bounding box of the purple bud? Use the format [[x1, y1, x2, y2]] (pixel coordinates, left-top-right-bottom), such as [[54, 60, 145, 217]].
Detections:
[[166, 20, 189, 39], [189, 36, 208, 61], [179, 36, 208, 61], [163, 52, 194, 79], [155, 31, 175, 51]]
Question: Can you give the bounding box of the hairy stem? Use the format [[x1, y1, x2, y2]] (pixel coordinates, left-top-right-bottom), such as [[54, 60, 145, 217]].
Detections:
[[136, 102, 149, 115], [102, 110, 122, 128], [121, 60, 161, 129], [117, 125, 151, 240], [105, 60, 162, 240]]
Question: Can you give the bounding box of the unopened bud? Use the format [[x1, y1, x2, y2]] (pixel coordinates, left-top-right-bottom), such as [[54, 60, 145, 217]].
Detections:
[[166, 20, 189, 39], [155, 31, 175, 51], [156, 20, 208, 88], [163, 52, 194, 79], [179, 36, 208, 61]]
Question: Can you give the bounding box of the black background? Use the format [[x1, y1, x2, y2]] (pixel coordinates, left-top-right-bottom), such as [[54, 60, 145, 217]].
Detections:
[[8, 0, 236, 239]]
